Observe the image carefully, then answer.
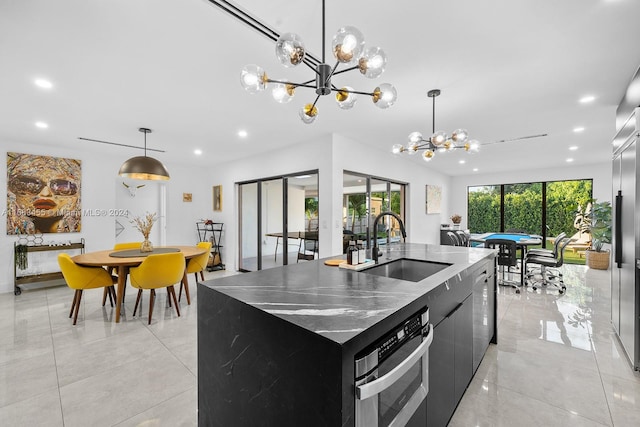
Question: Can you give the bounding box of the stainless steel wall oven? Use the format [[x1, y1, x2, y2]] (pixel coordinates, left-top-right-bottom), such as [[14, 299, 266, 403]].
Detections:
[[355, 307, 433, 427]]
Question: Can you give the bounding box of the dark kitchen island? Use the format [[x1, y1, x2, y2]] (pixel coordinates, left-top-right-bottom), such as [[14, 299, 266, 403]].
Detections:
[[198, 243, 497, 427]]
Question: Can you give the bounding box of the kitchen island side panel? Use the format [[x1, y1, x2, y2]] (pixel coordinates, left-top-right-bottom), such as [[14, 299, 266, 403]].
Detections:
[[198, 285, 343, 427]]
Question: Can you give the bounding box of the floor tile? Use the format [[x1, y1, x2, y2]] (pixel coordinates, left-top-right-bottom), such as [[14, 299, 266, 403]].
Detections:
[[0, 352, 59, 408], [59, 347, 195, 427], [600, 373, 640, 426], [0, 388, 63, 426], [114, 386, 197, 427], [451, 374, 610, 427]]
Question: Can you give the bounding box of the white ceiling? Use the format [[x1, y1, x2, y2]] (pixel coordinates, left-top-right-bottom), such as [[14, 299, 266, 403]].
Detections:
[[1, 0, 639, 177]]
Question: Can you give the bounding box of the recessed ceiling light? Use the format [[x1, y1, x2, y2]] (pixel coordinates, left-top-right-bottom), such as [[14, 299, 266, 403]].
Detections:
[[34, 78, 53, 89], [579, 95, 595, 103], [569, 146, 578, 151], [194, 149, 203, 155], [573, 127, 585, 133], [459, 160, 466, 164], [238, 130, 248, 138], [473, 168, 478, 172], [35, 121, 48, 129], [566, 158, 574, 162]]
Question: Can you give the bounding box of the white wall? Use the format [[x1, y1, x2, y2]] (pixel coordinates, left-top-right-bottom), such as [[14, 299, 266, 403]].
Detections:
[[449, 161, 613, 230], [208, 134, 452, 271], [1, 141, 209, 294]]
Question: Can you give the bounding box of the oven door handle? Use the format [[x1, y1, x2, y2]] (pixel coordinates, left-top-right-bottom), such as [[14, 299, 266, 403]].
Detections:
[[356, 323, 433, 400]]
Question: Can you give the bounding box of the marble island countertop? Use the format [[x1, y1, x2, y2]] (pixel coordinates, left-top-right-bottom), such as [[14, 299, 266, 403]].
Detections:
[[200, 243, 495, 345]]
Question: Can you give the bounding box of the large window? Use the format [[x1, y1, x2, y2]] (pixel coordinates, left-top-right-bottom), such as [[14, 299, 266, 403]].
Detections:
[[343, 171, 406, 253], [468, 179, 592, 263]]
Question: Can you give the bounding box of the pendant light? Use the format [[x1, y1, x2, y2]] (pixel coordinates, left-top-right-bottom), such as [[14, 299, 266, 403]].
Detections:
[[234, 0, 397, 124], [118, 128, 170, 181], [392, 89, 479, 162]]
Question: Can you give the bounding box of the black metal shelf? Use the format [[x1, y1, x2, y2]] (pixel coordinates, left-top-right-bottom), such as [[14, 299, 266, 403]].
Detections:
[[196, 222, 225, 271]]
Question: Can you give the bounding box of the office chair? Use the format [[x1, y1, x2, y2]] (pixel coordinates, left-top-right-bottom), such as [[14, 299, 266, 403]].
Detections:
[[455, 230, 470, 247], [485, 238, 521, 293], [525, 237, 571, 294], [446, 231, 461, 246], [527, 232, 566, 258]]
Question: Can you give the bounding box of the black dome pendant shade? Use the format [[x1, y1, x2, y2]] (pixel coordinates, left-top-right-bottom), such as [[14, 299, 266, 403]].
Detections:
[[118, 128, 170, 180]]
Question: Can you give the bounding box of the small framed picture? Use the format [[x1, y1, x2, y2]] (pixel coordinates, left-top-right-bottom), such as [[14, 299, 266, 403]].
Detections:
[[213, 185, 223, 211], [183, 193, 192, 202]]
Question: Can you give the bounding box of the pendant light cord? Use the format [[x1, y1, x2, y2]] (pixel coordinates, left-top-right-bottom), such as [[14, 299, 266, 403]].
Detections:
[[321, 0, 325, 64], [432, 94, 436, 134]]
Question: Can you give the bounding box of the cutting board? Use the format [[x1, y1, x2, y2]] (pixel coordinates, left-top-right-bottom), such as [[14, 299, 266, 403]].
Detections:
[[324, 259, 345, 266]]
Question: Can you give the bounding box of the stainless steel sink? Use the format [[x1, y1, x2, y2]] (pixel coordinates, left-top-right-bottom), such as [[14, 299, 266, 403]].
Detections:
[[360, 258, 452, 282]]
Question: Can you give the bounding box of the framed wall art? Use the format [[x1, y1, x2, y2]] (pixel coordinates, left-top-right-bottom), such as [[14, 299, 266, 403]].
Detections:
[[213, 185, 223, 211], [7, 152, 82, 234], [425, 184, 442, 214]]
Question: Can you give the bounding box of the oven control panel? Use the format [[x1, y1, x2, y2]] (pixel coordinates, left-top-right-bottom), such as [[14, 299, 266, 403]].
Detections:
[[378, 307, 427, 361]]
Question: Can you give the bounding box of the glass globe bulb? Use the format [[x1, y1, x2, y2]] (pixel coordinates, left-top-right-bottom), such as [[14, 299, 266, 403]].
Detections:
[[430, 131, 447, 146], [372, 83, 397, 109], [451, 128, 468, 143], [332, 26, 365, 64], [407, 141, 419, 155], [408, 131, 423, 144], [299, 104, 318, 124], [423, 150, 434, 161], [240, 64, 267, 93], [275, 33, 305, 68], [335, 87, 357, 109], [468, 140, 480, 152], [358, 47, 387, 79], [392, 144, 404, 154], [272, 83, 295, 104]]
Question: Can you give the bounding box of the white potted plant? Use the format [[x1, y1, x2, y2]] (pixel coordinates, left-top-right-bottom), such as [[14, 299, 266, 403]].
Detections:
[[450, 214, 462, 230]]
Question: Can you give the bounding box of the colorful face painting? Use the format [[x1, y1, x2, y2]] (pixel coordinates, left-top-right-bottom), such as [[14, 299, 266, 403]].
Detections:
[[7, 152, 82, 234]]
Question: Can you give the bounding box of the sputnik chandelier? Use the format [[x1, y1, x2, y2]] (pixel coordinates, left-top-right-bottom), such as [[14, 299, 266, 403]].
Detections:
[[238, 0, 397, 124], [392, 89, 479, 162]]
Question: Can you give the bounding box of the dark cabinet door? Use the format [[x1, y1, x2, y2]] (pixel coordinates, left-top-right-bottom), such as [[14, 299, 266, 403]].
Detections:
[[454, 295, 474, 403], [472, 261, 495, 372], [426, 315, 455, 427]]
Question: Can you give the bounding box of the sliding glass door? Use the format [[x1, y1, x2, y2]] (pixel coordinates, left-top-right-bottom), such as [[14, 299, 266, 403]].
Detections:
[[467, 179, 592, 264], [238, 182, 259, 272], [238, 171, 319, 272], [343, 171, 406, 253]]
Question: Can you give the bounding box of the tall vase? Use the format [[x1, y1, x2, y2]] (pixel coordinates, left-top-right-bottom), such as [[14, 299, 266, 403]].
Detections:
[[140, 237, 153, 253]]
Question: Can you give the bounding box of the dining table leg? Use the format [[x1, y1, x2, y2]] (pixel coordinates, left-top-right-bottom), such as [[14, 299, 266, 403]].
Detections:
[[115, 265, 127, 323]]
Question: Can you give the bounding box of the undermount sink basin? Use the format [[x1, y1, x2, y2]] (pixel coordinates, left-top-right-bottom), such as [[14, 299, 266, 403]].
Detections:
[[360, 258, 452, 282]]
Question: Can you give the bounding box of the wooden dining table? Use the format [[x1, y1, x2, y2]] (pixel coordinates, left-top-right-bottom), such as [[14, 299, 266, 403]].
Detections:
[[72, 245, 206, 323]]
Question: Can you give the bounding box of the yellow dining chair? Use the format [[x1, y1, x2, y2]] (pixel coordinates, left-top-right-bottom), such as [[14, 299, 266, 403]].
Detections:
[[129, 252, 186, 324], [114, 241, 142, 250], [179, 241, 211, 304], [58, 253, 117, 325], [108, 241, 141, 303]]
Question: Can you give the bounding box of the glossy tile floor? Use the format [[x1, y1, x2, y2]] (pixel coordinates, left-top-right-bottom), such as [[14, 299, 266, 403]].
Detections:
[[1, 265, 639, 426], [451, 265, 640, 427]]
